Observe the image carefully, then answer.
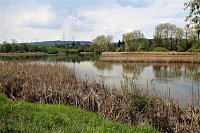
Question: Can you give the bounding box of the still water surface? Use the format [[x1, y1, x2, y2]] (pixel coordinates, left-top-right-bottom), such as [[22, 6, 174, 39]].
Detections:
[[1, 55, 199, 105]]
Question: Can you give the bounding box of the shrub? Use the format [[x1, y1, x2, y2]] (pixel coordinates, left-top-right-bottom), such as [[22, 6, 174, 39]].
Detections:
[[187, 44, 200, 52], [115, 47, 124, 52], [153, 47, 169, 52], [47, 48, 58, 54]]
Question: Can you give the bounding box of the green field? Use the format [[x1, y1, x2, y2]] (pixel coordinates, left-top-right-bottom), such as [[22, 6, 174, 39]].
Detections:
[[0, 94, 158, 133]]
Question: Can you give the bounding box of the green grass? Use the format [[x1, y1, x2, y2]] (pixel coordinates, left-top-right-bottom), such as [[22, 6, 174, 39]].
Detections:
[[0, 95, 157, 133], [0, 95, 158, 133]]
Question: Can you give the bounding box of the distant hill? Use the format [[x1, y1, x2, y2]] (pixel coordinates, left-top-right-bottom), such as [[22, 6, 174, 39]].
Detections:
[[29, 40, 92, 45]]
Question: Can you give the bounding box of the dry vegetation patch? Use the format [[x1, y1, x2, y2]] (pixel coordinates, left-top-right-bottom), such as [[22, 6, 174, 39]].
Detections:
[[0, 61, 199, 132], [100, 52, 200, 63]]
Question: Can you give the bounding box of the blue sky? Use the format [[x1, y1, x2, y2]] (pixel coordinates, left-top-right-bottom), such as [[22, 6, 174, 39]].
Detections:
[[0, 0, 188, 42]]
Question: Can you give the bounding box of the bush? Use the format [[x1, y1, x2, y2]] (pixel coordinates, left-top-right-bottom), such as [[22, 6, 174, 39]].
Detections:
[[187, 44, 200, 52], [68, 49, 79, 54], [116, 47, 124, 52], [153, 47, 169, 52], [47, 48, 58, 54]]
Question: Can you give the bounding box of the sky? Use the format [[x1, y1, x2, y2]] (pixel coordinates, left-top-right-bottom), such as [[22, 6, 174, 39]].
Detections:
[[0, 0, 188, 43]]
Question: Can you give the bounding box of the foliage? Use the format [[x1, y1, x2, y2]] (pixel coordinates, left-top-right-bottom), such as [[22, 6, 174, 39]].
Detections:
[[0, 43, 93, 54], [116, 47, 124, 52], [137, 39, 149, 51], [123, 30, 145, 52], [187, 44, 200, 52], [153, 47, 169, 52], [91, 35, 114, 53], [185, 0, 200, 40], [153, 23, 177, 50]]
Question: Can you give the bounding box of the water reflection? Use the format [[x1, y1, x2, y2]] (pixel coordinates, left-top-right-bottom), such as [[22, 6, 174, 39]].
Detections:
[[122, 63, 145, 76], [0, 54, 97, 62], [0, 55, 199, 105], [152, 63, 200, 82], [93, 61, 113, 71]]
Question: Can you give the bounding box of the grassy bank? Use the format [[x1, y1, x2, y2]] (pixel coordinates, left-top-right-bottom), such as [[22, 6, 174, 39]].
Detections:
[[0, 94, 157, 132], [0, 61, 199, 132], [100, 52, 200, 63]]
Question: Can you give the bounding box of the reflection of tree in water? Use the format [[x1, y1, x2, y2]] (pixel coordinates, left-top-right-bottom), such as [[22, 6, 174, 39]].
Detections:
[[183, 64, 200, 81], [122, 63, 145, 77], [93, 61, 113, 71], [153, 63, 200, 81]]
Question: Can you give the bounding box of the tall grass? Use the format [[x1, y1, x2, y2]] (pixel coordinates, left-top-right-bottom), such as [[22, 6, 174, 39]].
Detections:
[[0, 61, 199, 132]]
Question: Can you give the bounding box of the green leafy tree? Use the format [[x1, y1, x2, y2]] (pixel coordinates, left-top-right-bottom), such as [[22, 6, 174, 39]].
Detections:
[[11, 44, 19, 52], [106, 35, 113, 51], [153, 23, 177, 50], [91, 35, 107, 53], [4, 44, 12, 53], [123, 32, 134, 52], [175, 28, 185, 51], [137, 39, 149, 52], [123, 30, 145, 52]]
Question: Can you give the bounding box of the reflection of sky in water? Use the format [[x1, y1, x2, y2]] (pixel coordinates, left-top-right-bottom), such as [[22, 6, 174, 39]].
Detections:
[[64, 61, 200, 105]]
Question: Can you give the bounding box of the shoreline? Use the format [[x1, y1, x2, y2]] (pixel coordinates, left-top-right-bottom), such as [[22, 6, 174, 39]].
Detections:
[[0, 52, 48, 56], [100, 52, 200, 63]]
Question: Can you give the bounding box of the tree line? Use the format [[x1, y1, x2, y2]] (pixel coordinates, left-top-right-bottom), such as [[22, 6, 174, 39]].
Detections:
[[91, 23, 200, 53], [1, 23, 199, 54], [0, 41, 92, 54]]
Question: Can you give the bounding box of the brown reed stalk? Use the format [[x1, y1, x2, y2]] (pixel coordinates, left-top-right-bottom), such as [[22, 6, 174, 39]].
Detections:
[[0, 61, 199, 132]]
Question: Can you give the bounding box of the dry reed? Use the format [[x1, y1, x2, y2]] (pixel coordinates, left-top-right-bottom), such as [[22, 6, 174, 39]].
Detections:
[[0, 61, 199, 132], [100, 52, 200, 63]]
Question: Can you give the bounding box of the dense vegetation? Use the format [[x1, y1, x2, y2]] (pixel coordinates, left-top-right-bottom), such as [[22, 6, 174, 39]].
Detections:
[[0, 42, 92, 54], [0, 61, 199, 132], [91, 23, 200, 53], [0, 94, 158, 133]]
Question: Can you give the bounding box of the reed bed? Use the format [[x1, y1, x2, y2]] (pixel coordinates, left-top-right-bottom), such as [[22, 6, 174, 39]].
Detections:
[[0, 61, 200, 132], [100, 52, 200, 63], [102, 52, 199, 56]]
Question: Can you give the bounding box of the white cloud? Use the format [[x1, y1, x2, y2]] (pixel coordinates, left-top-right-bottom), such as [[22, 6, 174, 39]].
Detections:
[[63, 0, 188, 40], [0, 0, 188, 42]]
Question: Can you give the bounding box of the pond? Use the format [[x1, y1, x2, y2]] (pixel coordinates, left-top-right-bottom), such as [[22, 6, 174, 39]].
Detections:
[[1, 54, 199, 105]]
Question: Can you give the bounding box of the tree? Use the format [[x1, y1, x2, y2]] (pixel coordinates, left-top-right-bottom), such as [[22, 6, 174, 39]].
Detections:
[[91, 35, 107, 53], [117, 40, 121, 47], [11, 44, 19, 52], [123, 30, 145, 52], [183, 25, 198, 49], [175, 28, 185, 51], [4, 44, 12, 53], [11, 39, 17, 44], [137, 39, 149, 51], [123, 32, 134, 52], [185, 0, 200, 41], [106, 35, 113, 51], [153, 23, 177, 50]]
